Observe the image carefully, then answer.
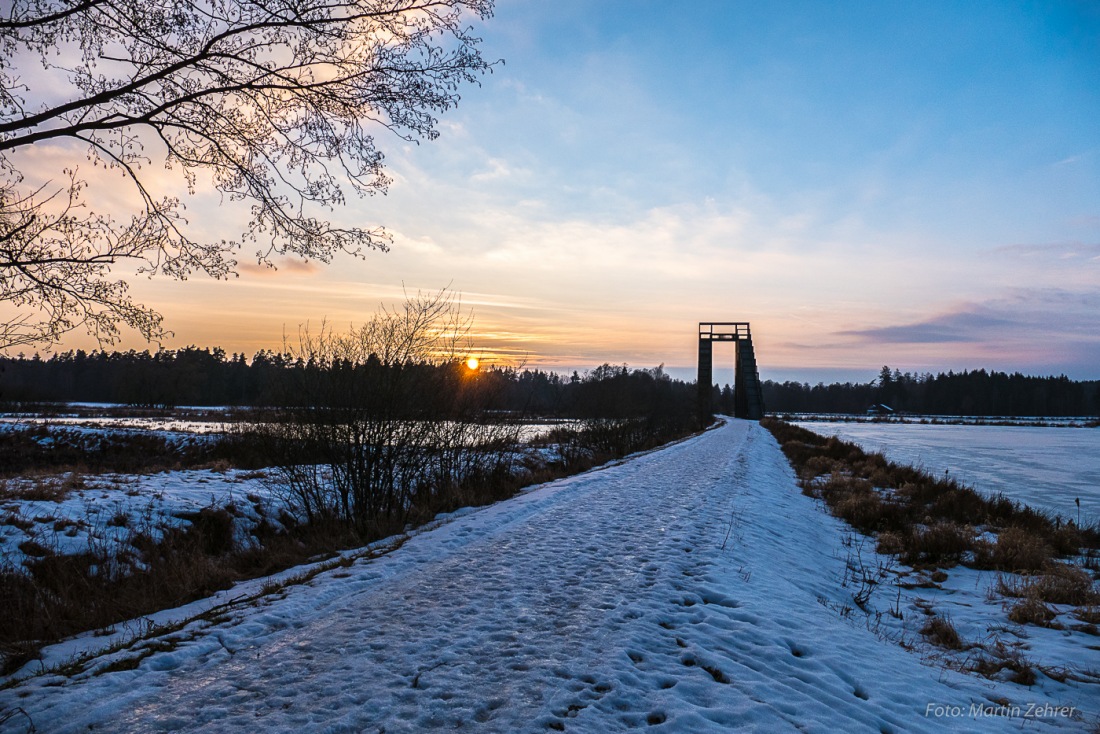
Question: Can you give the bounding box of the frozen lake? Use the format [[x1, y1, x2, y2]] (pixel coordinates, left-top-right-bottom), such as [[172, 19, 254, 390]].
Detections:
[[793, 421, 1100, 524]]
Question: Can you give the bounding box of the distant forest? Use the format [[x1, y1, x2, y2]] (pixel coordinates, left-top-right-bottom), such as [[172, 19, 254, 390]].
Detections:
[[0, 348, 696, 419], [0, 350, 1097, 417], [762, 366, 1099, 417]]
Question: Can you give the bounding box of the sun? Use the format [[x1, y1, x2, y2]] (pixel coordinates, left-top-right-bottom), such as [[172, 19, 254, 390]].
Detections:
[[465, 357, 480, 371]]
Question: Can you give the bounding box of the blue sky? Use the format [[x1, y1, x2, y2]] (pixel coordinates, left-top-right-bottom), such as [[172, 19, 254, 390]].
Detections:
[[103, 1, 1100, 382]]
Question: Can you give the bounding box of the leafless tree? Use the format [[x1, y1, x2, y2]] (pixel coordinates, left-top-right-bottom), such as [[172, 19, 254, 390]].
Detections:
[[0, 0, 496, 348], [261, 288, 522, 537]]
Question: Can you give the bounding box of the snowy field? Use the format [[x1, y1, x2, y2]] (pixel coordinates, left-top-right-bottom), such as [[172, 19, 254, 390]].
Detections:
[[0, 416, 235, 434], [0, 414, 576, 447], [0, 416, 569, 573], [782, 414, 1096, 427], [0, 469, 282, 573], [793, 422, 1100, 524], [1, 419, 1094, 733], [0, 404, 240, 435]]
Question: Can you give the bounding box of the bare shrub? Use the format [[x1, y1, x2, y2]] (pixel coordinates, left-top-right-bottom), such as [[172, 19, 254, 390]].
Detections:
[[16, 539, 52, 558], [841, 536, 896, 611], [258, 290, 525, 538]]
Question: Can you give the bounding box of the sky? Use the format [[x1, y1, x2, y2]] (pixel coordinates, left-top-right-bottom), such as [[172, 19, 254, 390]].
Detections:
[[26, 0, 1100, 383]]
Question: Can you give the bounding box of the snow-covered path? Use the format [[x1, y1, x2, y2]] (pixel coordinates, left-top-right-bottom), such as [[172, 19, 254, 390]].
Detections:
[[2, 420, 1092, 732]]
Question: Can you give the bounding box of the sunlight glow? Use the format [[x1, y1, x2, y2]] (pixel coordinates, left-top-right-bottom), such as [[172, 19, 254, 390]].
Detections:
[[466, 357, 480, 370]]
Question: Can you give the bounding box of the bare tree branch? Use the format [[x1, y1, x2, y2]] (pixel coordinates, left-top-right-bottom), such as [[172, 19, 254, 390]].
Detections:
[[1, 0, 496, 349]]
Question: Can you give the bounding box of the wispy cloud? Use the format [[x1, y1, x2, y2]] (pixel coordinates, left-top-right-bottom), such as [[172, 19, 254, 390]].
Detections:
[[237, 259, 322, 276], [1052, 150, 1093, 167], [838, 289, 1100, 347], [469, 157, 529, 182], [993, 242, 1100, 261], [838, 309, 1015, 344]]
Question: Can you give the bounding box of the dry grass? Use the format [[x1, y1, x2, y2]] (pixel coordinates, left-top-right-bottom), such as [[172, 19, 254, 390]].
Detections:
[[0, 472, 85, 502], [1008, 598, 1059, 627], [996, 565, 1100, 606], [763, 419, 1100, 574], [764, 418, 1100, 644], [901, 522, 974, 567], [0, 424, 270, 478], [2, 513, 34, 532], [972, 527, 1053, 573], [920, 614, 965, 650], [1073, 606, 1100, 624], [967, 642, 1037, 686], [875, 531, 905, 555]]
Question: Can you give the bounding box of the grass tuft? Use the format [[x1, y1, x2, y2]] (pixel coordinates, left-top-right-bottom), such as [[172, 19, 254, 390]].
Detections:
[[920, 614, 965, 650], [996, 565, 1100, 606], [1007, 598, 1059, 627]]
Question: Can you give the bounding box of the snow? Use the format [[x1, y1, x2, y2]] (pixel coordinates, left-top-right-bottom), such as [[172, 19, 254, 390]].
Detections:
[[0, 421, 216, 458], [0, 470, 283, 573], [782, 414, 1095, 428], [0, 416, 235, 434], [1, 420, 1094, 732], [0, 414, 577, 439], [793, 422, 1100, 523]]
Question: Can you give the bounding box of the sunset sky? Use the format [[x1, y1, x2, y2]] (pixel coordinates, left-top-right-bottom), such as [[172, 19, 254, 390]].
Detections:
[[43, 1, 1100, 383]]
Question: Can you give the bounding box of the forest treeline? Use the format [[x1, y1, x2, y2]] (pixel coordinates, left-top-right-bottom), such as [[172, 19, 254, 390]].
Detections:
[[0, 347, 696, 419], [1, 350, 1097, 417], [762, 366, 1099, 417]]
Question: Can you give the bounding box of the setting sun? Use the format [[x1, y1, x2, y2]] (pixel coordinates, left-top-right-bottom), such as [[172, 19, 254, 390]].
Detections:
[[465, 357, 480, 371]]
